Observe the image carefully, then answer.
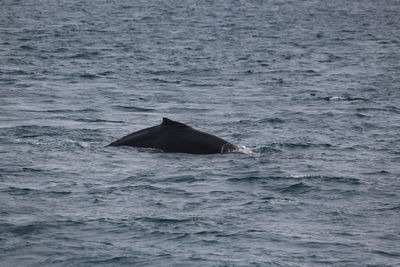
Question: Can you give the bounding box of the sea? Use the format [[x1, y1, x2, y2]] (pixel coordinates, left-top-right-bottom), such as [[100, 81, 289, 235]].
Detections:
[[1, 0, 399, 266]]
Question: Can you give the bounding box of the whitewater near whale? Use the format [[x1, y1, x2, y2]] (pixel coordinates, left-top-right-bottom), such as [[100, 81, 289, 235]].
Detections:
[[108, 117, 239, 154]]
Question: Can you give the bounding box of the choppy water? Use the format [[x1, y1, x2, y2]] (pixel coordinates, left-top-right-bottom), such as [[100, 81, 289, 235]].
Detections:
[[1, 0, 400, 266]]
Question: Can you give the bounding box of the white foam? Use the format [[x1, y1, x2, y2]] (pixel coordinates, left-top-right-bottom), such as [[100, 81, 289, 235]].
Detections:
[[234, 145, 257, 156]]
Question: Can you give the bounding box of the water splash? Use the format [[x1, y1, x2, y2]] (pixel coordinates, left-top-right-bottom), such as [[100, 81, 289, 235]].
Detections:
[[233, 145, 257, 156]]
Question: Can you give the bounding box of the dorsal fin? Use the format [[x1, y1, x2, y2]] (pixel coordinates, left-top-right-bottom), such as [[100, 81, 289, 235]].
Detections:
[[161, 117, 188, 127]]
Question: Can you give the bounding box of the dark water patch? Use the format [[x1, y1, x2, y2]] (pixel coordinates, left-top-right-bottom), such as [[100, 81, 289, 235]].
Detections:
[[52, 47, 68, 53], [2, 186, 38, 196], [295, 240, 355, 249], [97, 71, 115, 77], [355, 113, 371, 118], [14, 82, 33, 88], [89, 184, 193, 198], [270, 142, 333, 150], [155, 232, 191, 241], [228, 175, 285, 184], [117, 174, 156, 183], [383, 105, 400, 114], [151, 78, 181, 84], [136, 216, 199, 225], [256, 146, 283, 154], [356, 107, 399, 113], [296, 175, 361, 185], [1, 221, 55, 236], [186, 82, 219, 87], [146, 68, 219, 77], [9, 125, 100, 138], [320, 188, 363, 198], [1, 218, 89, 237], [88, 184, 162, 195], [2, 125, 104, 146], [209, 190, 247, 196], [3, 186, 72, 197], [239, 120, 254, 125], [19, 45, 35, 51], [300, 69, 320, 76], [75, 118, 125, 123], [319, 53, 343, 63], [162, 106, 212, 113], [128, 184, 162, 192], [27, 108, 98, 113], [258, 117, 285, 124], [362, 170, 391, 176], [1, 69, 35, 76], [371, 250, 400, 257], [278, 182, 315, 194], [78, 73, 99, 79], [2, 222, 47, 236], [86, 256, 138, 265], [8, 125, 63, 138], [47, 190, 72, 196], [113, 105, 154, 112], [0, 167, 47, 178], [69, 51, 100, 59], [372, 204, 400, 212], [160, 175, 201, 183]]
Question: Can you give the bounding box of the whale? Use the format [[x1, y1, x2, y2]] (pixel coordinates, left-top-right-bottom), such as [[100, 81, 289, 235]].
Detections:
[[108, 117, 238, 154]]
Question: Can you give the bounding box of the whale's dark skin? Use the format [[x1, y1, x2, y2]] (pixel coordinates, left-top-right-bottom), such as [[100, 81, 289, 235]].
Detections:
[[108, 118, 238, 154]]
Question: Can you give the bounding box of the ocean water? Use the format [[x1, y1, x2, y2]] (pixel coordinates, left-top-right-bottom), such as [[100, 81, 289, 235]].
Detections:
[[1, 0, 400, 266]]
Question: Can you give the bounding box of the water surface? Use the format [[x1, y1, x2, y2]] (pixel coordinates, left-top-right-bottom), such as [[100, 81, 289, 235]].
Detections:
[[1, 0, 400, 266]]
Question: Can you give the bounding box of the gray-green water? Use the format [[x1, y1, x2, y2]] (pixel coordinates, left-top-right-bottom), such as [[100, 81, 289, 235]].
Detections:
[[1, 0, 400, 266]]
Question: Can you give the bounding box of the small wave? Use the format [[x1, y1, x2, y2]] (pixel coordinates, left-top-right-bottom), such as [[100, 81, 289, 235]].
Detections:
[[97, 71, 115, 76], [3, 186, 37, 196], [87, 256, 134, 265], [255, 146, 282, 154], [151, 78, 181, 84], [3, 186, 72, 196], [356, 106, 400, 114], [136, 216, 197, 224], [146, 68, 219, 76], [19, 45, 35, 50], [228, 175, 360, 185], [301, 69, 320, 76], [258, 117, 285, 124], [279, 182, 315, 194], [4, 222, 48, 236], [371, 250, 400, 257], [23, 108, 97, 113], [79, 73, 99, 79], [164, 106, 212, 112], [11, 134, 94, 148], [267, 142, 332, 150], [228, 176, 270, 183], [75, 118, 125, 123], [372, 205, 400, 212], [1, 218, 87, 236], [113, 105, 154, 112], [186, 82, 219, 87], [289, 175, 361, 185], [70, 51, 100, 59], [355, 113, 371, 118], [2, 69, 34, 76], [319, 96, 367, 101], [161, 175, 199, 183], [71, 140, 90, 148]]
